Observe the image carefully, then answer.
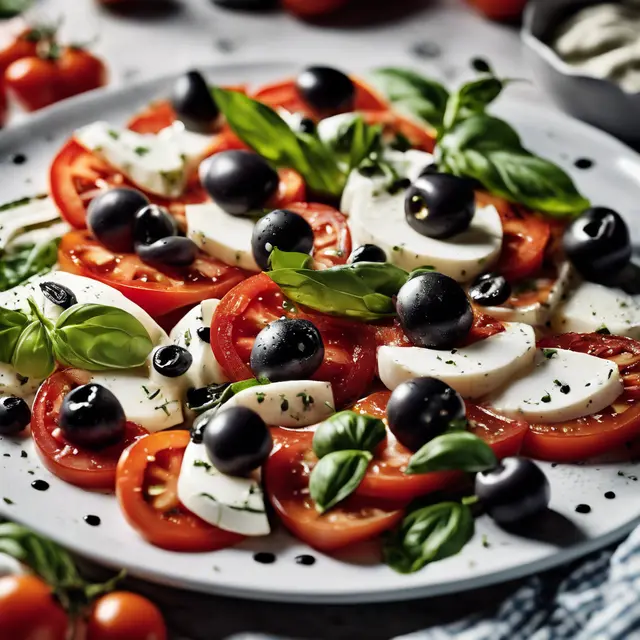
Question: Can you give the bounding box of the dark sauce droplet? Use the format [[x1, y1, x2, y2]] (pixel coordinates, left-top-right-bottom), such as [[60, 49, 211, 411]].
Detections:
[[574, 158, 594, 170], [31, 479, 49, 492], [11, 153, 27, 165], [84, 515, 101, 526], [294, 554, 316, 566], [604, 491, 616, 500], [253, 552, 276, 564], [471, 57, 491, 73], [575, 503, 591, 514]]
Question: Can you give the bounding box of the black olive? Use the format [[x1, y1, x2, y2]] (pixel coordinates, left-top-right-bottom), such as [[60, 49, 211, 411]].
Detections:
[[187, 383, 230, 415], [200, 150, 279, 216], [0, 396, 31, 436], [295, 66, 355, 114], [251, 209, 314, 270], [396, 272, 473, 349], [212, 0, 277, 9], [250, 318, 324, 382], [171, 70, 220, 132], [297, 117, 316, 135], [203, 406, 273, 476], [87, 188, 150, 253], [136, 237, 198, 268], [469, 273, 511, 307], [348, 244, 387, 264], [39, 282, 77, 310], [563, 207, 631, 283], [133, 204, 177, 246], [153, 345, 193, 378], [405, 174, 475, 239], [58, 384, 126, 448], [386, 378, 465, 451], [197, 326, 211, 343], [475, 457, 550, 525]]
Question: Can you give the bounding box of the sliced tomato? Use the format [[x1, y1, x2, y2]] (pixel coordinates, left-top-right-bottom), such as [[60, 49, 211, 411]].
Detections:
[[360, 110, 436, 153], [284, 202, 351, 267], [523, 333, 640, 462], [265, 431, 404, 552], [58, 229, 246, 317], [116, 430, 244, 552], [31, 370, 147, 490], [210, 274, 377, 408], [351, 391, 528, 501]]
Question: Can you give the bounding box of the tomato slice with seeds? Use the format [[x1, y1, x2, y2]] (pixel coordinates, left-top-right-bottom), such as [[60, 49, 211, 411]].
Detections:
[[58, 229, 246, 318], [31, 370, 147, 491], [116, 430, 244, 552], [523, 333, 640, 462], [360, 110, 436, 153], [265, 429, 404, 553], [351, 391, 528, 501], [211, 274, 377, 408]]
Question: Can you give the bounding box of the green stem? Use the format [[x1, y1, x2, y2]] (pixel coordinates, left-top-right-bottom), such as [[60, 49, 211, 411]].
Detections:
[[26, 296, 54, 332], [461, 495, 479, 507]]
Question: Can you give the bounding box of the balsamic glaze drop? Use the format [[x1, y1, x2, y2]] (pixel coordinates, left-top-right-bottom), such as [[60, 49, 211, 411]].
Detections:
[[31, 480, 49, 491], [253, 552, 276, 564], [11, 153, 27, 165], [84, 515, 101, 526], [575, 503, 591, 514], [574, 158, 594, 170], [294, 554, 316, 566], [604, 491, 616, 500]]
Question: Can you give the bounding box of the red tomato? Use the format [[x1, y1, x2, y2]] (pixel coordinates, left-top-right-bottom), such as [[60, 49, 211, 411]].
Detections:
[[524, 333, 640, 462], [361, 110, 436, 153], [87, 592, 167, 640], [57, 230, 246, 318], [351, 391, 528, 501], [31, 369, 147, 490], [116, 430, 244, 552], [57, 47, 107, 100], [211, 274, 377, 408], [476, 192, 551, 282], [0, 25, 39, 75], [265, 432, 404, 552], [0, 575, 68, 640], [466, 0, 528, 20], [0, 83, 7, 129], [5, 55, 61, 111], [282, 0, 350, 17]]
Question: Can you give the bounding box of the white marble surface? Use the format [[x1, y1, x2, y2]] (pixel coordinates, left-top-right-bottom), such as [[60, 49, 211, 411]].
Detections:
[[19, 1, 551, 638]]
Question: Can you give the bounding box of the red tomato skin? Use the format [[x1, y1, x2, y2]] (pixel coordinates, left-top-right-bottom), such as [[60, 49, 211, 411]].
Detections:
[[0, 26, 38, 75], [466, 0, 527, 20], [57, 47, 107, 100], [5, 56, 61, 111], [283, 0, 350, 17]]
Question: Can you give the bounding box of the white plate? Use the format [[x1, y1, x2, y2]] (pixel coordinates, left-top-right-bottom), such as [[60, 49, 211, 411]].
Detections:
[[1, 62, 640, 604]]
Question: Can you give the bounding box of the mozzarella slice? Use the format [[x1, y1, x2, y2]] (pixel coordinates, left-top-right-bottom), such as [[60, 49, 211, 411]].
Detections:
[[186, 201, 259, 271], [0, 196, 61, 251], [74, 121, 211, 198], [488, 348, 623, 423], [348, 189, 502, 282], [169, 300, 228, 389], [0, 553, 24, 577], [378, 322, 536, 399], [551, 281, 640, 338], [223, 380, 335, 427], [0, 363, 42, 400], [480, 262, 573, 327], [177, 439, 269, 536]]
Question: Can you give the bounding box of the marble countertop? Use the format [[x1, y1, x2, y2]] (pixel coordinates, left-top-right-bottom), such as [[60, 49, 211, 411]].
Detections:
[[25, 1, 550, 638]]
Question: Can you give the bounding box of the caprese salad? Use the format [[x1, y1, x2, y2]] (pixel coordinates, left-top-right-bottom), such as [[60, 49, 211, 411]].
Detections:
[[1, 63, 639, 574]]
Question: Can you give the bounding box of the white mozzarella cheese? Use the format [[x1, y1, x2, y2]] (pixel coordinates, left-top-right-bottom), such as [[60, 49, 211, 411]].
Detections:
[[488, 348, 623, 423], [551, 281, 640, 338], [481, 262, 573, 327], [74, 121, 210, 198], [169, 300, 228, 389], [0, 553, 24, 577], [177, 439, 269, 536], [186, 201, 259, 271], [348, 189, 502, 282], [223, 380, 335, 427], [377, 322, 536, 399], [0, 197, 61, 251], [6, 220, 71, 252], [0, 363, 41, 401]]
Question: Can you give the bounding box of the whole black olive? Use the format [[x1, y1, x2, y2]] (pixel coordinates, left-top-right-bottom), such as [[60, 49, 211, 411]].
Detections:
[[296, 66, 355, 115], [133, 204, 177, 246], [153, 345, 193, 378], [469, 273, 512, 307], [0, 396, 31, 436], [39, 282, 77, 310], [348, 244, 387, 264], [171, 70, 220, 132], [136, 237, 198, 268]]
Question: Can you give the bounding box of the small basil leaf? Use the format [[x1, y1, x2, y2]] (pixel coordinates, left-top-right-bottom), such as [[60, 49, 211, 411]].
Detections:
[[323, 115, 383, 172], [52, 304, 153, 370], [268, 248, 313, 271], [405, 431, 497, 475], [187, 378, 263, 413], [407, 265, 436, 281], [443, 76, 504, 130], [309, 450, 372, 513], [0, 0, 30, 18], [11, 320, 55, 379], [383, 501, 474, 573], [0, 307, 29, 363], [313, 411, 386, 458], [0, 238, 59, 293]]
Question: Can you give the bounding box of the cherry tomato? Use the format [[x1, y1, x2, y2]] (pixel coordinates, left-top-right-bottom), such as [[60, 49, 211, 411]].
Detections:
[[31, 369, 147, 490], [5, 55, 60, 111], [282, 0, 350, 17], [116, 430, 244, 552], [211, 274, 377, 408], [0, 25, 39, 75], [0, 575, 68, 640], [87, 592, 167, 640], [524, 333, 640, 462], [265, 431, 404, 552], [58, 229, 246, 318], [57, 47, 107, 100], [351, 391, 528, 501], [466, 0, 528, 20]]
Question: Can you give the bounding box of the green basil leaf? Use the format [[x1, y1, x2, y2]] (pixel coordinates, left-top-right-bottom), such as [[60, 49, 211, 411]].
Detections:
[[368, 68, 449, 128], [187, 378, 263, 413], [11, 320, 54, 379], [313, 411, 386, 459], [405, 431, 497, 475], [0, 307, 29, 363], [0, 0, 30, 18], [442, 76, 504, 130], [0, 238, 60, 292], [268, 249, 313, 271], [309, 450, 372, 513], [321, 115, 383, 172], [52, 304, 153, 370], [383, 501, 474, 573]]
